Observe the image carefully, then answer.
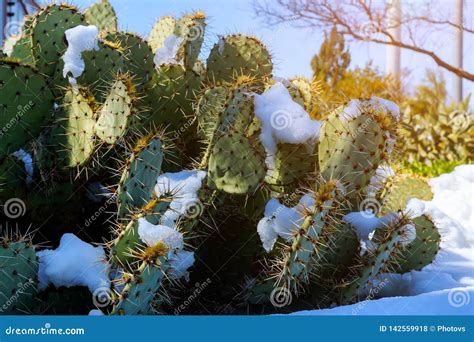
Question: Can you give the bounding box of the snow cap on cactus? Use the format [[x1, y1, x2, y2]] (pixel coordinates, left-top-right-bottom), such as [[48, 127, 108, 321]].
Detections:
[[254, 82, 321, 168], [339, 97, 400, 122], [257, 194, 315, 252], [62, 25, 99, 84], [153, 34, 183, 66], [37, 233, 110, 293], [169, 250, 195, 280], [137, 218, 184, 250], [343, 211, 399, 240], [154, 170, 207, 227]]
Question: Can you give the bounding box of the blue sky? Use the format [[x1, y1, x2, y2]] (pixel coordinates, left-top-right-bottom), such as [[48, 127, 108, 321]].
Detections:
[[45, 0, 473, 99]]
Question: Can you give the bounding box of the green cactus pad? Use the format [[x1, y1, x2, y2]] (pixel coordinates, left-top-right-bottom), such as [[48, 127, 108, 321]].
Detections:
[[0, 155, 28, 201], [196, 86, 229, 141], [105, 32, 155, 92], [289, 77, 315, 112], [0, 61, 54, 160], [148, 16, 177, 53], [380, 174, 433, 214], [0, 237, 38, 314], [216, 88, 256, 136], [77, 41, 125, 102], [112, 261, 168, 315], [10, 36, 32, 62], [117, 138, 163, 219], [49, 88, 96, 168], [95, 78, 133, 145], [341, 215, 411, 303], [319, 101, 397, 206], [206, 34, 273, 84], [208, 131, 266, 194], [265, 143, 316, 193], [317, 224, 359, 279], [112, 219, 140, 265], [175, 13, 206, 70], [389, 215, 440, 273], [281, 184, 343, 286], [10, 35, 35, 66], [31, 4, 84, 77], [143, 64, 201, 132], [84, 0, 117, 32]]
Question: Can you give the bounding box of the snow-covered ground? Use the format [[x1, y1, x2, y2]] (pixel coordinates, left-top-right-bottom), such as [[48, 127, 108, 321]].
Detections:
[[293, 164, 474, 315]]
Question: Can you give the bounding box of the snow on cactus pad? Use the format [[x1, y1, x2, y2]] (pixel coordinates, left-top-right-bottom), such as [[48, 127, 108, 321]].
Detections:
[[293, 165, 474, 315], [62, 25, 99, 84], [37, 233, 110, 293], [254, 82, 321, 170]]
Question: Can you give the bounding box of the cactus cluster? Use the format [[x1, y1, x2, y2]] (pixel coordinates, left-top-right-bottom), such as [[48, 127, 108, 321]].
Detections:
[[0, 0, 441, 315]]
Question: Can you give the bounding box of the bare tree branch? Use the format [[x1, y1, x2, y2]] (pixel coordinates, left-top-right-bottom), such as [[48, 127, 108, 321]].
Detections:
[[254, 0, 474, 81]]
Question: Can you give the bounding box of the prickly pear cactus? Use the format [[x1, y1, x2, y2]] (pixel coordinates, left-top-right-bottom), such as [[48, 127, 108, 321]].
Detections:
[[112, 259, 168, 315], [0, 236, 38, 314], [206, 34, 273, 84], [84, 0, 117, 32], [31, 4, 84, 78], [389, 215, 440, 273], [0, 61, 54, 159], [380, 174, 433, 214], [95, 77, 134, 145], [0, 1, 444, 317], [319, 99, 398, 206], [117, 137, 164, 219], [48, 87, 96, 168]]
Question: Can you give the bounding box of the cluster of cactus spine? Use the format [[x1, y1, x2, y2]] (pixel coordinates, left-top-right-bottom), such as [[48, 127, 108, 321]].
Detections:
[[0, 0, 441, 315]]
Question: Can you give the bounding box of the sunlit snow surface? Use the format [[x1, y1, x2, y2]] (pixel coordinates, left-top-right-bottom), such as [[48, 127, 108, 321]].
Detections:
[[292, 165, 474, 315]]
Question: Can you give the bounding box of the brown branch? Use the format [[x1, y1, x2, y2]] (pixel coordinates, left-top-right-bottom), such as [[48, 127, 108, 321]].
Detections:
[[254, 0, 474, 81]]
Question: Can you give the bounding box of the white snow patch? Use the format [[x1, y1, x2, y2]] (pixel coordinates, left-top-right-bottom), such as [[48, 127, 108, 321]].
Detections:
[[137, 218, 184, 250], [217, 36, 225, 55], [62, 25, 99, 84], [154, 34, 183, 66], [399, 224, 416, 246], [369, 96, 401, 120], [12, 148, 33, 185], [254, 82, 321, 170], [169, 250, 195, 281], [37, 233, 110, 293], [367, 165, 395, 197], [339, 97, 400, 122], [3, 35, 20, 56], [344, 211, 414, 255], [299, 165, 474, 315], [292, 286, 474, 315], [339, 100, 362, 121], [257, 194, 315, 252], [134, 170, 206, 281], [343, 211, 399, 241], [88, 309, 105, 316], [155, 170, 206, 228], [136, 218, 194, 281], [404, 198, 425, 219]]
